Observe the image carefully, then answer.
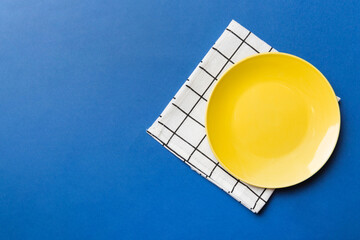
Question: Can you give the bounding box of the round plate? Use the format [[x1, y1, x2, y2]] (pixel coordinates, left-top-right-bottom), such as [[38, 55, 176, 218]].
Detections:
[[205, 53, 340, 188]]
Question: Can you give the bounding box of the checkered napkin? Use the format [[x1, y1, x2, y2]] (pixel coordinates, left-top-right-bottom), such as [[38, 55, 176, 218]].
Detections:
[[147, 20, 276, 213], [147, 20, 340, 213]]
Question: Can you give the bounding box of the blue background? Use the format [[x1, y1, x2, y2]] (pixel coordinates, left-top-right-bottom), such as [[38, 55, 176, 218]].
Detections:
[[0, 0, 359, 239]]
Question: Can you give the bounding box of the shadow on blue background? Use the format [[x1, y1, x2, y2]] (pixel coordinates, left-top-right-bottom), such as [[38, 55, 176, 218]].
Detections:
[[0, 0, 359, 239]]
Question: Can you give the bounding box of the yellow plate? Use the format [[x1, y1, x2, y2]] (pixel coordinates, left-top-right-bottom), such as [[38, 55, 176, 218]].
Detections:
[[205, 53, 340, 188]]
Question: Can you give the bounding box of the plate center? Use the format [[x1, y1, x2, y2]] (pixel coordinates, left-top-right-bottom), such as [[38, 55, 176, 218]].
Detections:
[[233, 81, 310, 158]]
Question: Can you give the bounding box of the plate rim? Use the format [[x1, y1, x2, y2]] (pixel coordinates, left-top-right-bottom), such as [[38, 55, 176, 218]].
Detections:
[[205, 52, 341, 188]]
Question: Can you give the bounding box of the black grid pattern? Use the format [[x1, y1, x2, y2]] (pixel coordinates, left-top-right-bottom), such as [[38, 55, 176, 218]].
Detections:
[[147, 20, 275, 213]]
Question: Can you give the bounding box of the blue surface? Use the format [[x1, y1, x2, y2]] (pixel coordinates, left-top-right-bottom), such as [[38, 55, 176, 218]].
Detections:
[[0, 0, 359, 239]]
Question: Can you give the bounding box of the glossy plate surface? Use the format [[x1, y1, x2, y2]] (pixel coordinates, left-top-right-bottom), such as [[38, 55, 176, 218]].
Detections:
[[206, 53, 340, 188]]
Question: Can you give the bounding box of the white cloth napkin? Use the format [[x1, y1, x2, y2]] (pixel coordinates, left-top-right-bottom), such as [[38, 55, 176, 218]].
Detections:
[[147, 20, 339, 213]]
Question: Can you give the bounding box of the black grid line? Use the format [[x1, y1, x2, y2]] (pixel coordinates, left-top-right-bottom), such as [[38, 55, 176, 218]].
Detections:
[[231, 181, 266, 204], [230, 181, 239, 193], [147, 130, 165, 146], [158, 121, 218, 165], [220, 31, 251, 69], [225, 28, 260, 53], [158, 121, 197, 148], [198, 66, 218, 80], [171, 102, 205, 128], [218, 164, 266, 202], [208, 162, 219, 178], [252, 189, 267, 210], [185, 85, 207, 101], [196, 147, 217, 165], [165, 98, 202, 145], [269, 47, 273, 52], [146, 130, 208, 176], [187, 134, 207, 161], [211, 47, 235, 64]]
